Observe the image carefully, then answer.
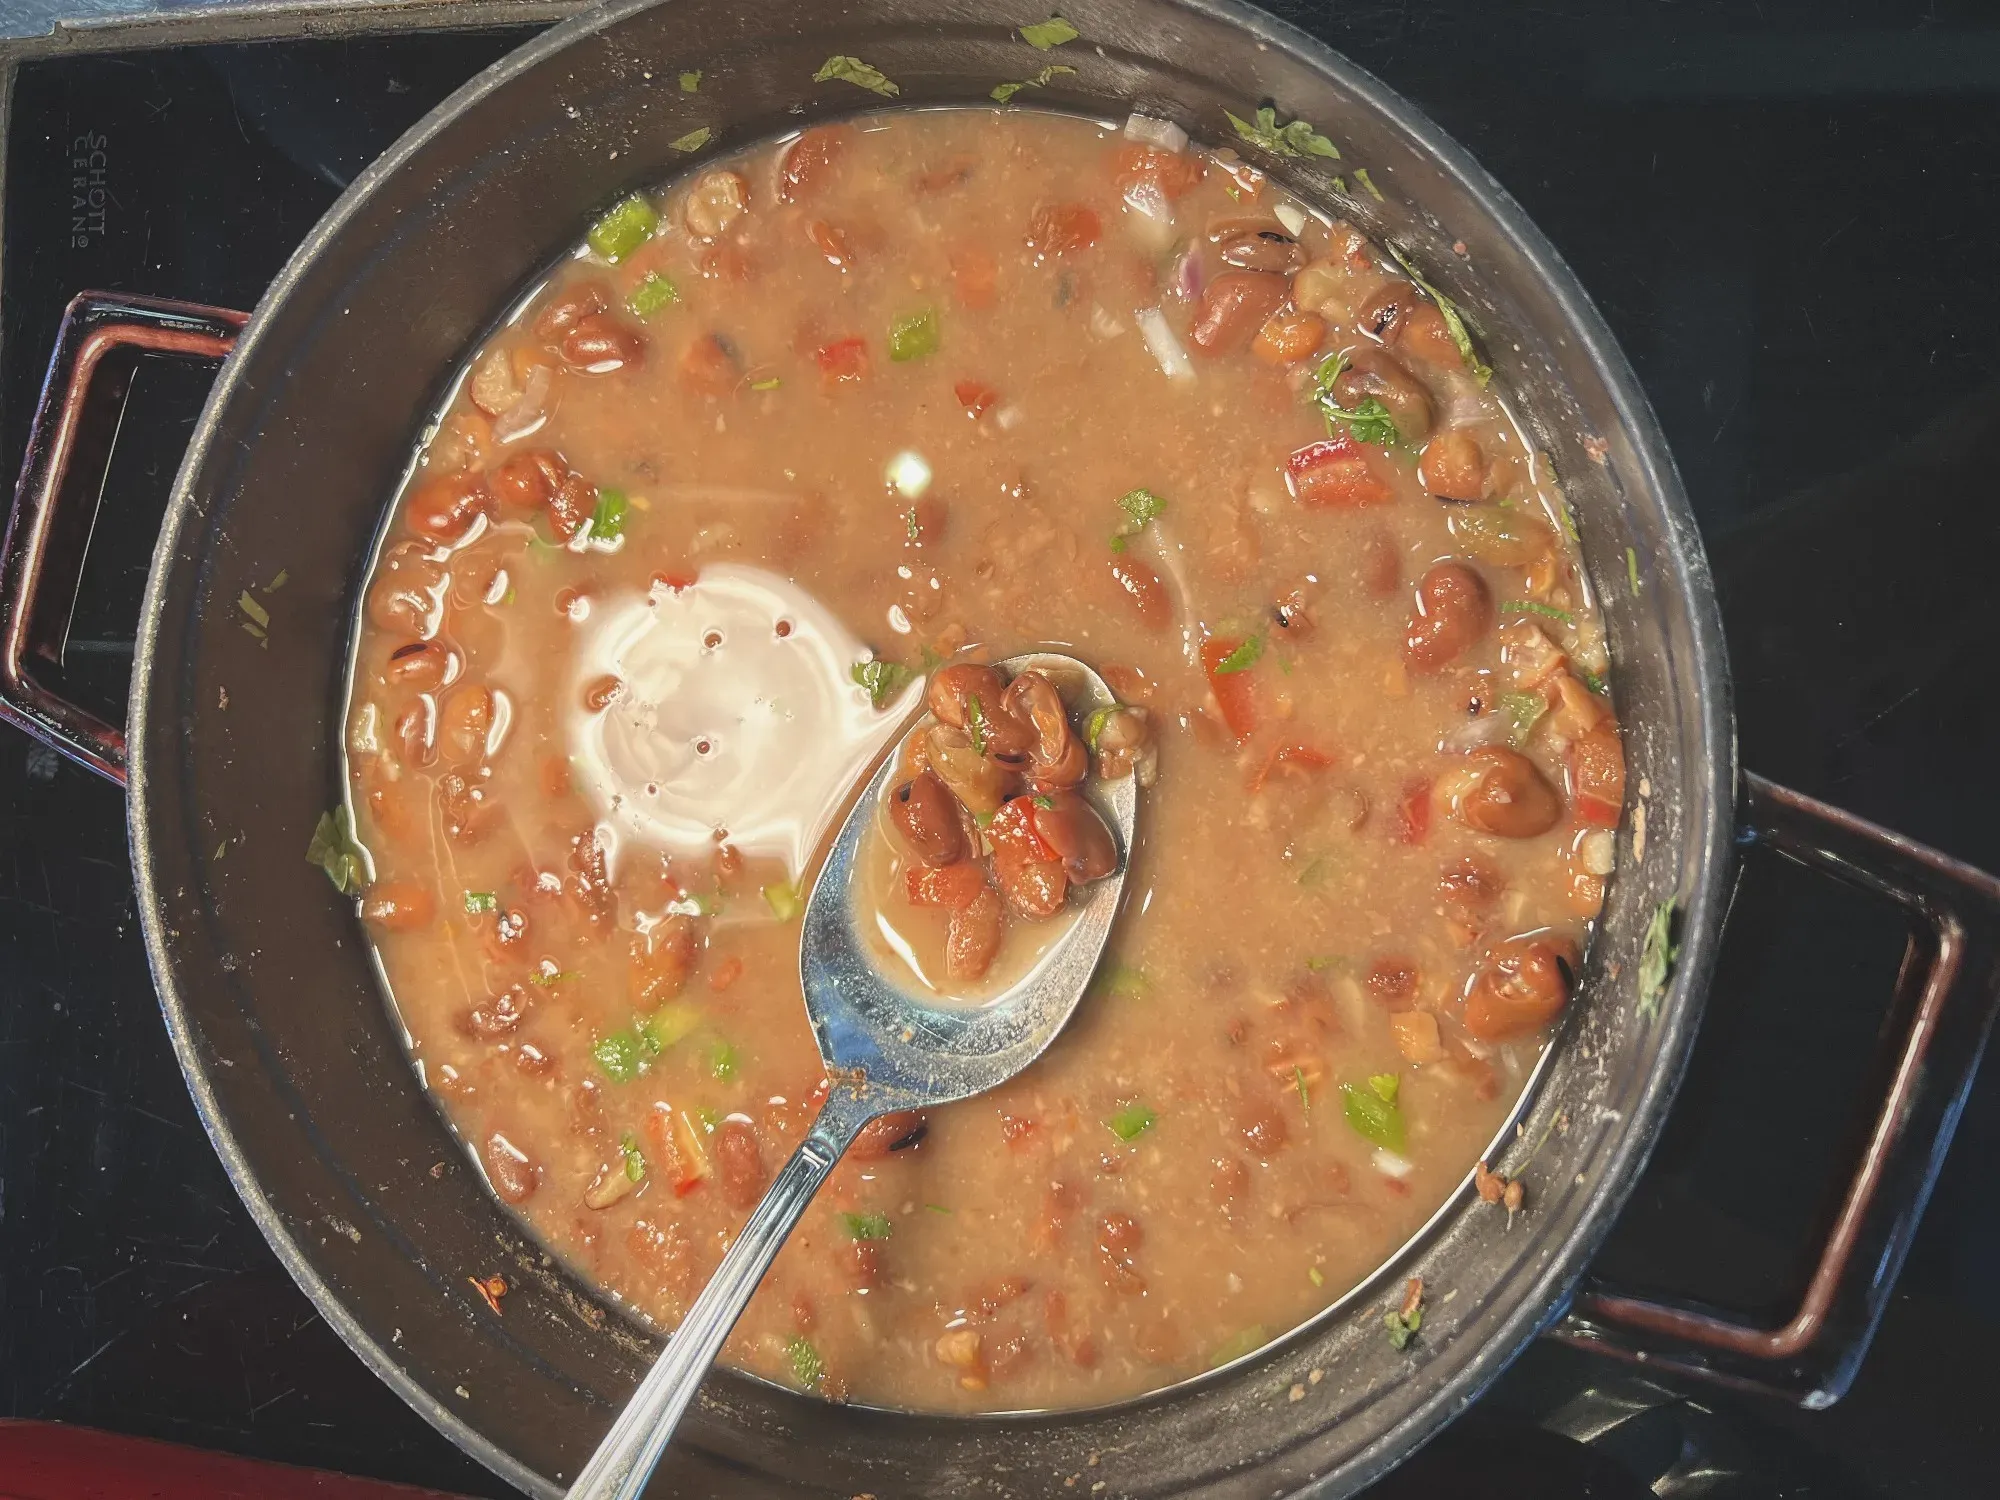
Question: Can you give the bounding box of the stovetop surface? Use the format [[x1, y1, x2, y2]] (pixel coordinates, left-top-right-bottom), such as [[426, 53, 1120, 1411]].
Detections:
[[1, 4, 1996, 1497]]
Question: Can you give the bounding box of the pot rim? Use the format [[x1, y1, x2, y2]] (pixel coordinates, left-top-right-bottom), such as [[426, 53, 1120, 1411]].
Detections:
[[125, 1, 1735, 1494]]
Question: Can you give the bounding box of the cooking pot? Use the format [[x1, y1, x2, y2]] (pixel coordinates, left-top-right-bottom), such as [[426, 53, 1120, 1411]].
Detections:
[[4, 1, 1997, 1494]]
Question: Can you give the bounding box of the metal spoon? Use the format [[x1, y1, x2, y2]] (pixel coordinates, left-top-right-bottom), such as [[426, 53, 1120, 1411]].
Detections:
[[565, 652, 1138, 1500]]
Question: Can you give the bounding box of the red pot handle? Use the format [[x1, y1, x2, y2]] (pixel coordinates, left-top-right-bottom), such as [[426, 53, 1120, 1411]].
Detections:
[[1552, 771, 2000, 1405], [0, 290, 247, 787]]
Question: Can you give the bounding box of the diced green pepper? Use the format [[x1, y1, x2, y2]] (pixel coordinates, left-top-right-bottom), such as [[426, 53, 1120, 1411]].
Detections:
[[1105, 1101, 1157, 1141], [593, 1030, 644, 1083], [708, 1040, 739, 1081], [762, 881, 802, 922], [587, 194, 659, 262], [1341, 1080, 1405, 1151], [887, 308, 940, 362], [626, 272, 679, 317], [640, 1001, 701, 1055], [788, 1336, 825, 1388], [1499, 690, 1547, 747], [840, 1210, 893, 1241], [588, 488, 629, 543]]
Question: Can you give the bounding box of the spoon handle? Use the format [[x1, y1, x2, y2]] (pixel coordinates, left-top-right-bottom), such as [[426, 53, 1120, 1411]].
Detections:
[[565, 1088, 875, 1500]]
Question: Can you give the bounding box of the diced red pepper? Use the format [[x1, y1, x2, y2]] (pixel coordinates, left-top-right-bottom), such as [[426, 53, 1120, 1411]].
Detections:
[[954, 379, 999, 418], [989, 797, 1058, 862], [1025, 203, 1101, 260], [1395, 777, 1433, 845], [1200, 637, 1260, 742], [1286, 436, 1393, 509], [1248, 742, 1337, 795], [813, 336, 869, 383], [1569, 726, 1625, 828], [906, 862, 988, 910]]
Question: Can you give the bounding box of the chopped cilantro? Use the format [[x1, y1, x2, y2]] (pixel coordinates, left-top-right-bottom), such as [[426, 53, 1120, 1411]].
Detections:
[[1627, 546, 1643, 596], [925, 1203, 952, 1215], [904, 508, 921, 542], [852, 657, 913, 708], [586, 194, 659, 263], [1305, 954, 1343, 971], [1638, 897, 1679, 1017], [1106, 1101, 1157, 1141], [1033, 794, 1055, 810], [1499, 690, 1547, 747], [1309, 351, 1402, 446], [787, 1335, 825, 1388], [265, 568, 289, 591], [1368, 1072, 1400, 1105], [750, 375, 782, 391], [588, 487, 629, 543], [966, 693, 990, 755], [627, 272, 679, 317], [619, 1133, 646, 1182], [1353, 166, 1384, 201], [1213, 634, 1264, 674], [1019, 15, 1080, 48], [762, 881, 802, 922], [992, 63, 1075, 103], [592, 1030, 644, 1083], [305, 808, 368, 895], [1500, 599, 1573, 624], [1084, 705, 1114, 747], [1294, 1065, 1311, 1114], [887, 307, 940, 362], [1386, 1298, 1423, 1350], [1579, 668, 1609, 696], [814, 55, 899, 97], [463, 891, 498, 915], [1340, 1080, 1405, 1151], [1225, 105, 1340, 161], [839, 1210, 894, 1241], [669, 126, 712, 154], [1117, 487, 1166, 525], [238, 591, 270, 629], [678, 69, 702, 93], [1385, 244, 1491, 385]]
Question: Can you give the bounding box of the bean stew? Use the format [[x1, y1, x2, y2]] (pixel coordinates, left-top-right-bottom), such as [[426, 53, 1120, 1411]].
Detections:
[[341, 107, 1622, 1412]]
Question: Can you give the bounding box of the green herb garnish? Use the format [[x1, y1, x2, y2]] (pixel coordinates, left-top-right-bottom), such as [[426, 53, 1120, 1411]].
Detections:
[[669, 126, 712, 153], [266, 569, 289, 592], [1353, 166, 1384, 201], [1305, 955, 1343, 971], [814, 55, 899, 97], [463, 891, 498, 915], [925, 1203, 952, 1215], [620, 1133, 646, 1182], [1498, 690, 1547, 747], [709, 1040, 740, 1081], [1308, 1265, 1325, 1287], [1213, 634, 1264, 674], [1019, 15, 1080, 47], [592, 1030, 644, 1083], [238, 591, 270, 629], [1308, 351, 1402, 446], [1105, 1101, 1157, 1142], [852, 657, 913, 708], [587, 194, 659, 262], [750, 375, 782, 391], [1117, 487, 1166, 524], [1500, 599, 1573, 624], [887, 307, 940, 362], [1294, 1065, 1311, 1114], [763, 881, 802, 922], [1207, 1325, 1269, 1368], [1579, 668, 1609, 696], [1340, 1079, 1405, 1152], [840, 1210, 894, 1241], [1096, 962, 1148, 999], [627, 272, 679, 318], [1384, 243, 1491, 385], [1084, 704, 1115, 747], [588, 487, 629, 543], [787, 1336, 825, 1388], [1033, 794, 1055, 810], [305, 808, 368, 895], [1638, 897, 1679, 1017], [966, 693, 990, 755], [1369, 1072, 1400, 1105], [678, 70, 702, 92], [1225, 105, 1340, 161], [1385, 1298, 1423, 1350], [992, 63, 1075, 103]]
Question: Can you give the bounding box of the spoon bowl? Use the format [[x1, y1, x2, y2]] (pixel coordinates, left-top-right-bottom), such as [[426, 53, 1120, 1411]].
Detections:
[[566, 652, 1137, 1500]]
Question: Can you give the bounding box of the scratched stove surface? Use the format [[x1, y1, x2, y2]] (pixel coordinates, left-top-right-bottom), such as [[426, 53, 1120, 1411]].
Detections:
[[2, 8, 2000, 1500]]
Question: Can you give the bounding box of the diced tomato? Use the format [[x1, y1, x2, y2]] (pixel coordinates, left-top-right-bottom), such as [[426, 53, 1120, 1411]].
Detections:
[[1110, 142, 1206, 200], [949, 244, 998, 309], [1201, 637, 1259, 742], [954, 379, 999, 417], [989, 797, 1057, 862], [708, 954, 745, 992], [1286, 436, 1394, 509], [906, 862, 988, 910], [1395, 777, 1432, 844], [1025, 203, 1101, 261], [1570, 726, 1625, 827], [650, 571, 697, 594], [1248, 742, 1336, 794], [813, 336, 869, 384]]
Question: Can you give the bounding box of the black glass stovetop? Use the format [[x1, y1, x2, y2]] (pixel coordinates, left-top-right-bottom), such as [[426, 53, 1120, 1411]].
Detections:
[[2, 4, 1997, 1497]]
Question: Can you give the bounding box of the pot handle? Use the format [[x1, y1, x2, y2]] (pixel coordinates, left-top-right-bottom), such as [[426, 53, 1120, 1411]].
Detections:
[[0, 291, 247, 786], [1551, 771, 2000, 1405]]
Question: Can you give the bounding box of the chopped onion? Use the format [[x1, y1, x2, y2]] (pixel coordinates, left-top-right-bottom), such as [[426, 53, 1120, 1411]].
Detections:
[[1123, 112, 1189, 153], [1169, 247, 1203, 302], [1580, 829, 1617, 876], [993, 404, 1023, 431], [1373, 1148, 1415, 1180], [491, 363, 554, 445], [1440, 713, 1513, 754], [1121, 179, 1176, 251], [1136, 306, 1194, 383], [1274, 201, 1308, 238], [1088, 304, 1126, 339]]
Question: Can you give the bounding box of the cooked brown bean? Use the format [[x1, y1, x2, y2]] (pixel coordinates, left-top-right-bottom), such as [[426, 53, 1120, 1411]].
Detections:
[[532, 281, 609, 343], [684, 169, 750, 241], [1464, 933, 1579, 1040], [1447, 746, 1562, 838], [365, 541, 447, 637], [852, 1109, 927, 1159], [1404, 562, 1494, 672], [928, 664, 1033, 755], [1332, 349, 1435, 444], [547, 473, 596, 541], [405, 472, 493, 543], [385, 640, 451, 691], [483, 1132, 540, 1203], [1216, 229, 1304, 274], [436, 682, 495, 765], [715, 1119, 769, 1209], [1001, 671, 1086, 788], [1031, 791, 1118, 881], [778, 125, 854, 203], [1189, 271, 1290, 355], [1239, 1101, 1289, 1158], [560, 313, 644, 374], [1108, 556, 1171, 631], [1357, 280, 1420, 343], [890, 770, 966, 866], [945, 886, 1005, 980], [361, 879, 434, 932], [1419, 430, 1489, 501], [925, 726, 1009, 815], [488, 449, 563, 511]]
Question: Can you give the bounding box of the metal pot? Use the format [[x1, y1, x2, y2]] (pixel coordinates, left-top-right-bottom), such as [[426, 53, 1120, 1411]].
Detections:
[[3, 1, 1996, 1494]]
